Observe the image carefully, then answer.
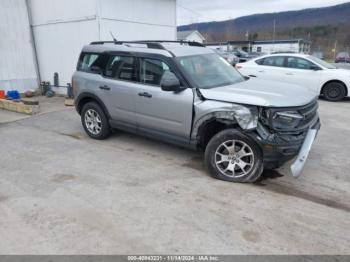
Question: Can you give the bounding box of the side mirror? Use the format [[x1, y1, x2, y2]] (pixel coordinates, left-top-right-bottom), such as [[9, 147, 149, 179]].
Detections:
[[160, 71, 183, 92], [310, 65, 322, 71]]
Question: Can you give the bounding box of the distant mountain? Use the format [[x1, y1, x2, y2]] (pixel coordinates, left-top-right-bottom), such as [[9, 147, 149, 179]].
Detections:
[[178, 2, 350, 56]]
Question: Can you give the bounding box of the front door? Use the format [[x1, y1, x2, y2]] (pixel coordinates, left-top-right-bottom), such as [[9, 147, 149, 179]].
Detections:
[[283, 56, 321, 93], [135, 58, 194, 139]]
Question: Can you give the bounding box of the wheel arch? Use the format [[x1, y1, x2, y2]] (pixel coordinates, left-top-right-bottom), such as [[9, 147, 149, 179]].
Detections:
[[321, 80, 348, 96], [76, 93, 111, 119], [192, 112, 239, 151]]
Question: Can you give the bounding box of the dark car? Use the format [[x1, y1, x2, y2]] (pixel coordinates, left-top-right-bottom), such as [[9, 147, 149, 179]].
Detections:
[[248, 52, 265, 59], [335, 52, 350, 63], [232, 50, 250, 63], [214, 49, 240, 65]]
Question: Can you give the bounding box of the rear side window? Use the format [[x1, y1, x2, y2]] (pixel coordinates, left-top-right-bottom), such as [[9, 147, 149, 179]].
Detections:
[[140, 58, 170, 86], [261, 56, 285, 67], [286, 57, 313, 70], [78, 53, 108, 73], [105, 55, 138, 82]]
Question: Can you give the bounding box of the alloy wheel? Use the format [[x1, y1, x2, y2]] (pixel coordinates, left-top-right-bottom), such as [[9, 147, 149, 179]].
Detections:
[[215, 140, 255, 178], [84, 109, 102, 135]]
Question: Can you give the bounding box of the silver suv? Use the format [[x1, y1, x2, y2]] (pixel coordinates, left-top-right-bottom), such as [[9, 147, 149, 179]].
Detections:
[[73, 40, 320, 183]]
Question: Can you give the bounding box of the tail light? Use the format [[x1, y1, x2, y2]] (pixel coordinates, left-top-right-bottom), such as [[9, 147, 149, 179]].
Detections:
[[236, 65, 242, 69]]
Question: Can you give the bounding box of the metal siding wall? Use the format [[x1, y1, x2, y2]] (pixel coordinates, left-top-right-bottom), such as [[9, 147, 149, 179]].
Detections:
[[28, 0, 177, 94], [32, 21, 99, 93], [254, 43, 300, 54], [0, 0, 38, 92], [99, 0, 176, 27], [99, 20, 176, 41], [29, 0, 98, 26]]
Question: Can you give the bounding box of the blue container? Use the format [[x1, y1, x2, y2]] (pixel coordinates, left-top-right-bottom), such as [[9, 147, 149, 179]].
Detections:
[[7, 90, 21, 100]]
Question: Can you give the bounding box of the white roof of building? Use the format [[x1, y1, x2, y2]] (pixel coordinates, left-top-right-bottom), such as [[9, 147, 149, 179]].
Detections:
[[177, 30, 205, 41]]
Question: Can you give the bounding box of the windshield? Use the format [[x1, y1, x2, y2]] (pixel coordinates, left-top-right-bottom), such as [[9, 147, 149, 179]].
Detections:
[[308, 55, 336, 69], [176, 53, 244, 89]]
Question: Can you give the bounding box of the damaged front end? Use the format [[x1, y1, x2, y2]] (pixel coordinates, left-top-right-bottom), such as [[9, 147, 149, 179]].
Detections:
[[248, 99, 321, 177]]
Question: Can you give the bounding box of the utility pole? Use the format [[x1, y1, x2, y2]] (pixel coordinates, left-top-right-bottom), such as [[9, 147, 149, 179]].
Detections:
[[272, 19, 276, 52], [333, 40, 337, 60]]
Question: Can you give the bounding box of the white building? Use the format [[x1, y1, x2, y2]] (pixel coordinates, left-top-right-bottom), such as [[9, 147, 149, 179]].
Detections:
[[251, 39, 311, 54], [177, 30, 205, 44], [0, 0, 39, 94], [0, 0, 177, 94], [206, 39, 311, 54]]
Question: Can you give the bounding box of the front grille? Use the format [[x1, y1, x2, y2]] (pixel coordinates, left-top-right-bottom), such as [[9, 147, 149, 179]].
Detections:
[[268, 99, 319, 133], [295, 100, 319, 130]]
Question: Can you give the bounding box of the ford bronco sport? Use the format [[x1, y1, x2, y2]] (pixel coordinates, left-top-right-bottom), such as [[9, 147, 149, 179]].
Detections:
[[73, 40, 320, 183]]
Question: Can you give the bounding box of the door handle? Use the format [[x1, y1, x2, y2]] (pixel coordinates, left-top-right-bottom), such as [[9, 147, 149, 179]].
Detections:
[[286, 73, 294, 76], [99, 85, 111, 91], [249, 75, 257, 78], [138, 92, 152, 98], [258, 70, 265, 73]]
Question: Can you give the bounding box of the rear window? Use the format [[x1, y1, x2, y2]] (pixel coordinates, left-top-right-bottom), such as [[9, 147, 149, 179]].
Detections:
[[261, 56, 285, 67], [77, 53, 108, 73]]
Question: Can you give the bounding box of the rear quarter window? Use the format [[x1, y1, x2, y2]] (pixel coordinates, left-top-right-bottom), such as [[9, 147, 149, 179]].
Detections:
[[77, 53, 108, 74]]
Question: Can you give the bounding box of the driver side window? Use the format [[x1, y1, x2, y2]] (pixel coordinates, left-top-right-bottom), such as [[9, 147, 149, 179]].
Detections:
[[140, 58, 171, 86], [286, 57, 314, 70]]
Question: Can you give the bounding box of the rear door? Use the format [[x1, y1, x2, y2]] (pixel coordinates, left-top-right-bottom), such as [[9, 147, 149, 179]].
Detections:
[[135, 57, 194, 139], [99, 54, 140, 126], [253, 56, 287, 81]]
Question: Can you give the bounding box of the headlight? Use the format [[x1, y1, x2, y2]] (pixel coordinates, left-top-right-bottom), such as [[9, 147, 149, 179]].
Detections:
[[273, 111, 303, 129], [232, 105, 259, 130]]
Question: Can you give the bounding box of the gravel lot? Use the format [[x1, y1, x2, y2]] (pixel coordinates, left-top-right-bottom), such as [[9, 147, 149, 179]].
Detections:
[[0, 97, 349, 255]]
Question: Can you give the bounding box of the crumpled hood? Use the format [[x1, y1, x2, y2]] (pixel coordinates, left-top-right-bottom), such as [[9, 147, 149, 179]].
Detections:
[[199, 79, 318, 107]]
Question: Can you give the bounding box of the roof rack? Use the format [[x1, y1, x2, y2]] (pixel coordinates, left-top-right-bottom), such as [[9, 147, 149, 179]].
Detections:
[[134, 40, 205, 47], [90, 40, 205, 48], [90, 41, 166, 50], [89, 40, 205, 58]]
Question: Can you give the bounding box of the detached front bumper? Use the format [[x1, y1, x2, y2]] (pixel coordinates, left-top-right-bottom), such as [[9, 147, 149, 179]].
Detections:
[[289, 129, 318, 177], [248, 118, 321, 178]]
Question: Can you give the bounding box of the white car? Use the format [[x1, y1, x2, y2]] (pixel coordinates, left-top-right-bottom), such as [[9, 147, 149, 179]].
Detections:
[[236, 53, 350, 101]]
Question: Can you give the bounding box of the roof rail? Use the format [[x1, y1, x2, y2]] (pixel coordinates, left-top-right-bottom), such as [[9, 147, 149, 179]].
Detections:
[[90, 41, 166, 50], [134, 40, 205, 47], [90, 40, 205, 48]]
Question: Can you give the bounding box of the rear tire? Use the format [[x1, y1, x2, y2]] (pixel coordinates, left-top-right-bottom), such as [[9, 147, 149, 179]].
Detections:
[[81, 102, 111, 140], [323, 82, 347, 102], [204, 129, 264, 183]]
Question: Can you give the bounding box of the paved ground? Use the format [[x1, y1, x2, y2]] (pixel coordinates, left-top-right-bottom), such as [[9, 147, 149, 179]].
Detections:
[[0, 96, 68, 124], [0, 98, 349, 255]]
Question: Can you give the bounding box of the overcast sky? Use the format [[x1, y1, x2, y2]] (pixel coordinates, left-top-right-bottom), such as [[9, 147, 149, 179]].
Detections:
[[177, 0, 350, 25]]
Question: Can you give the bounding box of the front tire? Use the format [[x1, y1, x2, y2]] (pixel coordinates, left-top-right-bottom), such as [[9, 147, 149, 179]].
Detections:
[[205, 129, 263, 183], [81, 102, 111, 140], [323, 82, 347, 102]]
